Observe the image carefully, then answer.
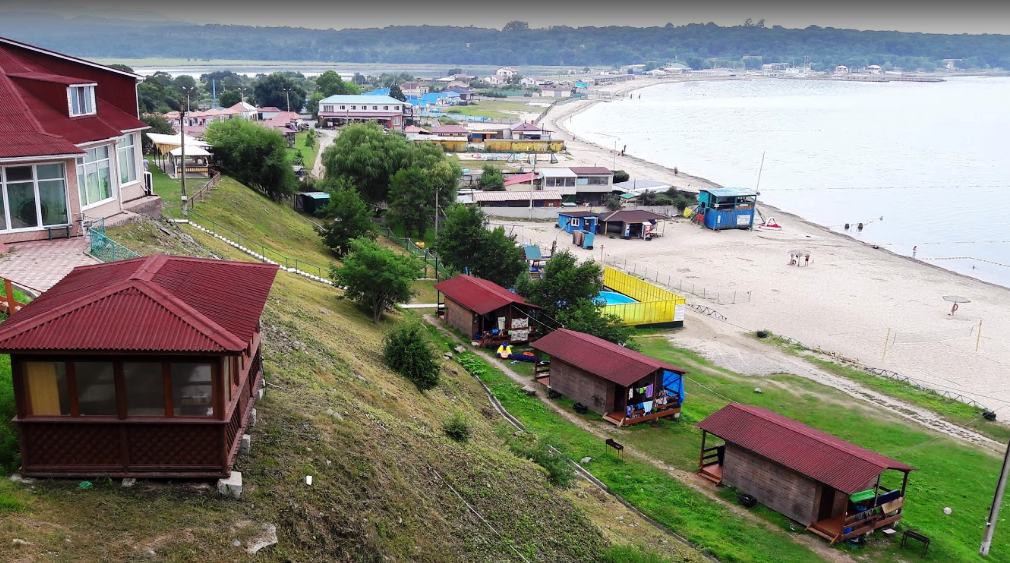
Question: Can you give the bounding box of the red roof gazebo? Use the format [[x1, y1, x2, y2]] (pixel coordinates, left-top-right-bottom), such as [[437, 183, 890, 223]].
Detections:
[[0, 255, 278, 478]]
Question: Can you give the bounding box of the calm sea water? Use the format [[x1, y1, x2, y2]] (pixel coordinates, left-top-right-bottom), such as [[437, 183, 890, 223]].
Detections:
[[569, 77, 1010, 288]]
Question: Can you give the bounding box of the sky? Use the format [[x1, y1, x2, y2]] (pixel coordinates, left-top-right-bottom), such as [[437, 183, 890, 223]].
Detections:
[[3, 0, 1010, 35]]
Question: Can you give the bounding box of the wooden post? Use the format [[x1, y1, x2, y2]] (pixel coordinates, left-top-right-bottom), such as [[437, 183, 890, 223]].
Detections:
[[699, 430, 707, 469], [3, 278, 14, 314], [872, 473, 882, 508]]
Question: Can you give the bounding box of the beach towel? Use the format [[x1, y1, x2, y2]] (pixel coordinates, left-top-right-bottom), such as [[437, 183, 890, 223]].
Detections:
[[646, 384, 654, 398], [643, 401, 654, 414]]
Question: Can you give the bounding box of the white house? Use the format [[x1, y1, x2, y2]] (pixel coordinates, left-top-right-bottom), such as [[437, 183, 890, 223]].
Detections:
[[834, 65, 849, 74], [400, 82, 429, 97], [317, 95, 405, 128], [483, 75, 505, 86], [519, 77, 538, 87], [496, 67, 518, 78], [0, 35, 153, 244]]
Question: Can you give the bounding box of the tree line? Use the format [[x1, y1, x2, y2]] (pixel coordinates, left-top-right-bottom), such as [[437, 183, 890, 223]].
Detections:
[[5, 16, 1010, 70]]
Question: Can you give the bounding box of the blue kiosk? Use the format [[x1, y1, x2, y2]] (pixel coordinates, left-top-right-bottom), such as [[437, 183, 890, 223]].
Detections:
[[698, 187, 758, 231], [557, 210, 599, 234]]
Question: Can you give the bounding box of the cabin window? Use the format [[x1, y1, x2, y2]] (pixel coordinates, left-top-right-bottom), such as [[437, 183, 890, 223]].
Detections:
[[351, 106, 356, 110], [76, 146, 114, 209], [384, 105, 389, 110], [23, 361, 71, 416], [123, 362, 166, 416], [116, 134, 138, 185], [339, 105, 345, 110], [75, 362, 117, 416], [171, 363, 213, 417], [372, 106, 378, 110], [68, 84, 96, 117]]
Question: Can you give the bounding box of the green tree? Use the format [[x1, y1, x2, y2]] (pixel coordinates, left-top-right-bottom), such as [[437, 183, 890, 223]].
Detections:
[[613, 170, 630, 183], [388, 167, 432, 238], [317, 182, 376, 257], [447, 67, 463, 76], [435, 205, 527, 288], [218, 90, 242, 108], [322, 123, 408, 203], [107, 63, 134, 73], [389, 84, 407, 102], [383, 323, 440, 391], [307, 92, 325, 117], [503, 21, 529, 33], [204, 119, 297, 201], [316, 70, 352, 97], [331, 238, 422, 323], [515, 249, 634, 346], [477, 164, 505, 191], [253, 73, 306, 112]]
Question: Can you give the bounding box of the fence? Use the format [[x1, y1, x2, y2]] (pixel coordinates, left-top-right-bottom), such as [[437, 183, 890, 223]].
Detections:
[[185, 171, 222, 212], [87, 217, 141, 263], [377, 226, 452, 280], [602, 266, 686, 327], [603, 254, 751, 307]]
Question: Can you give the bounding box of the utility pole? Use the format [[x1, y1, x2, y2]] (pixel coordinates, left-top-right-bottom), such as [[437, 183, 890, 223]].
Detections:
[[180, 86, 195, 217], [283, 88, 291, 112], [981, 439, 1010, 555]]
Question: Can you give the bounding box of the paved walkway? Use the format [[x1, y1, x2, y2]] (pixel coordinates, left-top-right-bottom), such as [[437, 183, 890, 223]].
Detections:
[[0, 237, 99, 292]]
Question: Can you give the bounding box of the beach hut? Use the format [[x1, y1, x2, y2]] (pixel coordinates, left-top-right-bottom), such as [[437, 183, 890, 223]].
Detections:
[[697, 187, 758, 230], [434, 275, 541, 345], [530, 329, 686, 426], [698, 404, 916, 545], [0, 255, 278, 478], [597, 210, 667, 239], [557, 211, 598, 234]]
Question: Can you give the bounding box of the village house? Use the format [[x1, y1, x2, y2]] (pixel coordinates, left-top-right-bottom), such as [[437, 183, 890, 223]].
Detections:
[[317, 94, 405, 129], [447, 86, 474, 101], [0, 255, 278, 478], [0, 35, 154, 244], [531, 329, 686, 426], [483, 75, 505, 86], [434, 275, 540, 344], [511, 122, 550, 140], [503, 172, 541, 191], [496, 66, 518, 78], [400, 82, 428, 97], [569, 166, 614, 204], [597, 209, 667, 238], [536, 86, 573, 98], [698, 403, 916, 545]]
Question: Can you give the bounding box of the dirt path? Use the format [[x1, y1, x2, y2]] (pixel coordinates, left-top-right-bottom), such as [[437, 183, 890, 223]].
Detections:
[[311, 128, 337, 180], [675, 311, 1002, 453], [423, 315, 855, 563]]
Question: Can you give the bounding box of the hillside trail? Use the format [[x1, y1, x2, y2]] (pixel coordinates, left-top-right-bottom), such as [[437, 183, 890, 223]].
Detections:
[[673, 311, 1001, 453], [311, 128, 337, 180], [423, 314, 854, 563]]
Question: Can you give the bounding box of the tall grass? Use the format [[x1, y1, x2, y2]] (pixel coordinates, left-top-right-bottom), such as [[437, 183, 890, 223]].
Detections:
[[0, 355, 18, 474]]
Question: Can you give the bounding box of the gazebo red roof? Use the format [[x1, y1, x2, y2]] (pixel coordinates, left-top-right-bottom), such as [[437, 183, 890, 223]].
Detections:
[[698, 403, 917, 494], [530, 328, 686, 387], [434, 275, 539, 316], [0, 255, 278, 353]]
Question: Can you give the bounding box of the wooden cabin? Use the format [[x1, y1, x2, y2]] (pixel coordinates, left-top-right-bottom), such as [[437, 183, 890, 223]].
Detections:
[[698, 404, 916, 545], [434, 275, 540, 345], [596, 210, 667, 239], [530, 329, 685, 426], [0, 255, 278, 479]]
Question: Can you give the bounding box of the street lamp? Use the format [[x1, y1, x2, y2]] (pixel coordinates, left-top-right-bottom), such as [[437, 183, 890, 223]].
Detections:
[[283, 88, 291, 112], [179, 86, 197, 217]]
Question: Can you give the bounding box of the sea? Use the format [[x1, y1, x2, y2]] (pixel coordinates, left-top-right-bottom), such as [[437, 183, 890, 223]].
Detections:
[[568, 77, 1010, 288]]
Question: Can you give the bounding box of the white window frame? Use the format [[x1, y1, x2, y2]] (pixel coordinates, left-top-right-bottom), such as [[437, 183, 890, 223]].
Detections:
[[67, 84, 97, 117], [116, 133, 139, 186], [339, 105, 345, 110], [571, 218, 581, 227], [77, 145, 117, 210], [0, 162, 72, 233], [372, 106, 378, 110]]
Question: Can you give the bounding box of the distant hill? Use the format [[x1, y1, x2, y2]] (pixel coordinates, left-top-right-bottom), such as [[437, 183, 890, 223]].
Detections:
[[3, 14, 1010, 70]]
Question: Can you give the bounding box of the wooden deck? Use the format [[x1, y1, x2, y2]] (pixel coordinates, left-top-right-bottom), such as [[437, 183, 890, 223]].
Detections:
[[603, 406, 680, 427], [806, 497, 905, 545]]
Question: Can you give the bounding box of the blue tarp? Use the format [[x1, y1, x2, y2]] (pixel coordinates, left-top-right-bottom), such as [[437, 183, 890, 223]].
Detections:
[[662, 370, 685, 403]]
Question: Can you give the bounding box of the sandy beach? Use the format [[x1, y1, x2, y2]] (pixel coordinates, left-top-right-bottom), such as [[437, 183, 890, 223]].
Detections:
[[505, 78, 1010, 415]]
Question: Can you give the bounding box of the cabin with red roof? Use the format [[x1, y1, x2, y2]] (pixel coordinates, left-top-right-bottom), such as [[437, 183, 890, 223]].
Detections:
[[0, 36, 154, 244], [0, 255, 278, 479], [530, 329, 686, 426], [698, 403, 916, 544], [434, 275, 540, 345]]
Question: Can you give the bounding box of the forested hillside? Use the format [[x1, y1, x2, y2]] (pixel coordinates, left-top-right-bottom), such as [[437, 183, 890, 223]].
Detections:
[[3, 13, 1010, 70]]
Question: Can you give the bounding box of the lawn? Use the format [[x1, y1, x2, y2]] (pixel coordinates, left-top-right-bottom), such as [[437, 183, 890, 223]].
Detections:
[[444, 99, 543, 120], [286, 131, 320, 175]]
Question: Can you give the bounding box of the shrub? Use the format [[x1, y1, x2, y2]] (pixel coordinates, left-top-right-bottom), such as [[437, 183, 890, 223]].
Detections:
[[508, 433, 575, 487], [0, 355, 19, 474], [443, 411, 472, 443], [613, 170, 630, 183], [383, 324, 440, 391]]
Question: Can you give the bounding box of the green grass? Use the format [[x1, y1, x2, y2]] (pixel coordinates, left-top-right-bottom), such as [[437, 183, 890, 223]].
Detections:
[[146, 156, 183, 215], [751, 330, 1009, 443], [444, 99, 540, 120], [286, 131, 320, 175], [0, 355, 17, 474]]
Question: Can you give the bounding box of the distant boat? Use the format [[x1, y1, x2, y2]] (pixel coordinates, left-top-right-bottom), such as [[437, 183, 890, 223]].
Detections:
[[758, 217, 782, 231]]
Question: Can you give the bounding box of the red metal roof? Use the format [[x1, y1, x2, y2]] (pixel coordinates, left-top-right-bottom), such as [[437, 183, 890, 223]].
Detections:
[[0, 255, 278, 354], [0, 36, 147, 159], [503, 173, 539, 187], [697, 404, 917, 494], [434, 275, 539, 316], [511, 122, 542, 132], [531, 329, 686, 387]]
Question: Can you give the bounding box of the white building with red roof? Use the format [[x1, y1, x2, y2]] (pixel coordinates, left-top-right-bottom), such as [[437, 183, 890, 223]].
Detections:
[[0, 36, 152, 244]]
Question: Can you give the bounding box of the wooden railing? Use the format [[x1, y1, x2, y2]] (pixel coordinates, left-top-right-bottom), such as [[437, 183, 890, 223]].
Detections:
[[0, 278, 28, 316], [700, 446, 721, 468], [838, 498, 904, 542], [186, 171, 221, 212]]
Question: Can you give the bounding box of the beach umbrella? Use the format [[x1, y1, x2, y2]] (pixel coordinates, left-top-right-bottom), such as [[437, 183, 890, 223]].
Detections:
[[943, 295, 970, 315]]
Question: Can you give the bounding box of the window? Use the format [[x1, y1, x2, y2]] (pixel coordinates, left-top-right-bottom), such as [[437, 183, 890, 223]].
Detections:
[[123, 362, 165, 416], [68, 85, 96, 117], [372, 106, 378, 110], [384, 105, 389, 110], [351, 106, 356, 110], [116, 134, 137, 185], [0, 163, 69, 231], [571, 218, 581, 227], [24, 362, 70, 416], [394, 106, 400, 111], [76, 146, 113, 208], [75, 362, 117, 416], [171, 363, 213, 417], [340, 105, 345, 110]]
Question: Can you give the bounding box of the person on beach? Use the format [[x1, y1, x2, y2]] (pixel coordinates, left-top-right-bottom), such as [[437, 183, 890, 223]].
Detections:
[[913, 245, 918, 258], [673, 167, 678, 175]]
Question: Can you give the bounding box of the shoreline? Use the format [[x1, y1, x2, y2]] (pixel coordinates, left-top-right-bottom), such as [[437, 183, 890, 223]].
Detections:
[[527, 81, 1010, 412]]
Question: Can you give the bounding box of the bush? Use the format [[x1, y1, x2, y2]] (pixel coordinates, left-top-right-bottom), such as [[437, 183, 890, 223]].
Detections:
[[507, 433, 575, 487], [383, 324, 440, 391], [0, 355, 19, 474], [613, 170, 630, 183], [442, 411, 472, 443]]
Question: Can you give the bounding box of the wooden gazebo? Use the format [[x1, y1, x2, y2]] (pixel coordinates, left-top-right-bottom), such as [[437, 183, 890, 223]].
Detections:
[[0, 255, 278, 479], [530, 329, 686, 426], [698, 403, 916, 545]]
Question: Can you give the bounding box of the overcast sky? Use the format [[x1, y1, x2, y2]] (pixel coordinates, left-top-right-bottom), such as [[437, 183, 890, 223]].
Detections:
[[5, 1, 1010, 35]]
